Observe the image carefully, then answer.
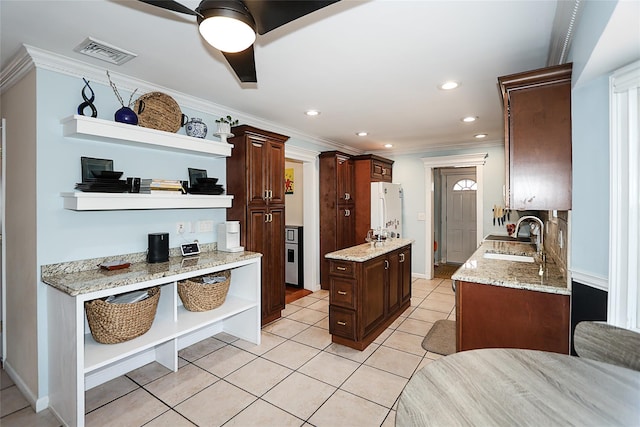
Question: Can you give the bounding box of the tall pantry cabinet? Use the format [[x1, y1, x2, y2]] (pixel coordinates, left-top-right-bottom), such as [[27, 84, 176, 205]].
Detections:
[[319, 151, 356, 289], [227, 125, 289, 325]]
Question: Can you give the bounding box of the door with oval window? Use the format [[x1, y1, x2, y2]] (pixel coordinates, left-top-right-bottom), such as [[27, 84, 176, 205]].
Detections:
[[444, 170, 477, 264]]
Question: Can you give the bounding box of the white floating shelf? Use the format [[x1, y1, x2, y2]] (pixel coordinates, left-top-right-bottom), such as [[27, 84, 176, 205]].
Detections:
[[61, 115, 233, 157], [61, 192, 233, 210]]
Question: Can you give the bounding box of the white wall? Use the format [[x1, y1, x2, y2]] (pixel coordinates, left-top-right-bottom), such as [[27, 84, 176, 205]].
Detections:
[[284, 160, 304, 226], [1, 69, 41, 404]]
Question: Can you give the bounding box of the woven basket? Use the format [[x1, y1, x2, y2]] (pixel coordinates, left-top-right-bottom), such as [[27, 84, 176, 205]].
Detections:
[[134, 92, 183, 133], [178, 270, 231, 312], [85, 287, 160, 344]]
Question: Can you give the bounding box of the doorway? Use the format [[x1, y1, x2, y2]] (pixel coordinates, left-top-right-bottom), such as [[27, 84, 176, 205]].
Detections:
[[284, 146, 321, 294], [422, 153, 487, 279], [440, 168, 477, 265]]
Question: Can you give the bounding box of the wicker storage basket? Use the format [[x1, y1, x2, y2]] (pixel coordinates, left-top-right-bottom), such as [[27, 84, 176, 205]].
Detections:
[[133, 92, 183, 133], [178, 270, 231, 312], [85, 287, 160, 344]]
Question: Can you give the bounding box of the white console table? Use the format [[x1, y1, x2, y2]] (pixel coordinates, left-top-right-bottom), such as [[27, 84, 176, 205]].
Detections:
[[43, 251, 261, 427]]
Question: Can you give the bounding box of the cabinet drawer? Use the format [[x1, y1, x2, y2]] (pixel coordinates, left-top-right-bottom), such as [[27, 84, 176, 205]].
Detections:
[[329, 306, 357, 340], [372, 160, 392, 182], [330, 260, 355, 278], [330, 278, 356, 309]]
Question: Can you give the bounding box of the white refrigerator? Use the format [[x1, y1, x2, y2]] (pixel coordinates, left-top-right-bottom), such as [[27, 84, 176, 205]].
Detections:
[[371, 182, 403, 238]]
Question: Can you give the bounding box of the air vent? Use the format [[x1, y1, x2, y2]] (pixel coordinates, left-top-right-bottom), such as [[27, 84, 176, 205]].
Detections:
[[73, 37, 137, 65]]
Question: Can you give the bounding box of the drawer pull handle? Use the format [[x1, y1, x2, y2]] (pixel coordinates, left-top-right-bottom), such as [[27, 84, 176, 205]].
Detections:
[[336, 266, 347, 271], [337, 290, 347, 295], [337, 321, 347, 326]]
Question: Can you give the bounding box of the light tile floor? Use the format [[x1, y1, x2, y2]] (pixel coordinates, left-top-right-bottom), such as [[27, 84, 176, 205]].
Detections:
[[0, 278, 455, 427]]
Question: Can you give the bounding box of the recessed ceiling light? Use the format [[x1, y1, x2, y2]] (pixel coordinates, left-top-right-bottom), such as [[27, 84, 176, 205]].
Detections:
[[474, 133, 488, 139], [384, 144, 393, 148], [356, 131, 368, 137], [305, 110, 320, 116], [462, 116, 477, 123], [440, 81, 459, 90]]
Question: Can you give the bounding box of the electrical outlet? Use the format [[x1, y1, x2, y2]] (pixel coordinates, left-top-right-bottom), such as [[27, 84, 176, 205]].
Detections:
[[197, 220, 214, 233], [559, 229, 563, 249], [176, 222, 186, 234]]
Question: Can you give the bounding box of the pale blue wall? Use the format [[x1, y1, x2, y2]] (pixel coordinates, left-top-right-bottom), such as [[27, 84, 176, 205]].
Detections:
[[570, 75, 610, 277], [35, 69, 228, 264], [567, 0, 618, 279]]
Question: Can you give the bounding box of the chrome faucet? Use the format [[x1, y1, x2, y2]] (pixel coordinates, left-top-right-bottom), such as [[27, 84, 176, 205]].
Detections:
[[514, 215, 544, 253]]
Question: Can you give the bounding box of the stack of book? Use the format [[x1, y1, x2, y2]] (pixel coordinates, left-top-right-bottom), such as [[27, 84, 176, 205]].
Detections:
[[140, 179, 186, 194]]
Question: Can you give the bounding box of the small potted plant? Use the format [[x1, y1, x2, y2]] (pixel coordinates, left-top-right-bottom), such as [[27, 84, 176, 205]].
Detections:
[[215, 115, 239, 135]]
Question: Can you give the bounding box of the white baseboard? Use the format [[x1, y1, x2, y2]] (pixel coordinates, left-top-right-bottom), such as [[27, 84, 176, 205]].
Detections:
[[570, 269, 608, 292], [4, 360, 49, 412]]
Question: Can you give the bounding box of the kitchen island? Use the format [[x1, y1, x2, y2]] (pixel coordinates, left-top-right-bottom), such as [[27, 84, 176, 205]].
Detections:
[[325, 238, 413, 350], [42, 247, 261, 427], [452, 240, 570, 354]]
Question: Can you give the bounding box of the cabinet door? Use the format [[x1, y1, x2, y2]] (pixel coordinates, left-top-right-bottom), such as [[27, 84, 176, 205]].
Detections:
[[247, 208, 269, 316], [267, 206, 286, 317], [387, 250, 401, 313], [400, 246, 412, 304], [509, 81, 571, 210], [337, 205, 355, 249], [247, 136, 268, 206], [337, 155, 354, 203], [361, 256, 386, 336], [267, 140, 286, 205]]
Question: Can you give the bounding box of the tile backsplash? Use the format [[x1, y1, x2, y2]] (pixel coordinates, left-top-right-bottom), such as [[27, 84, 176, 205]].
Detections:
[[540, 210, 568, 277]]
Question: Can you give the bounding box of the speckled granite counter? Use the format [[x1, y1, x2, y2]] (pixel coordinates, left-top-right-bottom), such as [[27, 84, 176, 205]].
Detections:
[[396, 348, 640, 426], [42, 249, 262, 296], [451, 241, 569, 295], [324, 238, 414, 262]]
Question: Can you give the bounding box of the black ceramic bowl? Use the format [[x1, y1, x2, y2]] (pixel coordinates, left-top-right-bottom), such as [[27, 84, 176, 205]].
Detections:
[[92, 170, 124, 180], [195, 177, 218, 185]]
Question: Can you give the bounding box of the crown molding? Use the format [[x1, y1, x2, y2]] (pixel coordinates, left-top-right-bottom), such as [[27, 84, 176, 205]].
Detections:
[[0, 44, 354, 153], [369, 138, 503, 157], [422, 152, 488, 168]]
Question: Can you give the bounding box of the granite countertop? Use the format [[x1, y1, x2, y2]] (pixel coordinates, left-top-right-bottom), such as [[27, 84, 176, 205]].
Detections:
[[42, 249, 262, 297], [396, 348, 640, 426], [324, 238, 414, 262], [451, 241, 569, 295]]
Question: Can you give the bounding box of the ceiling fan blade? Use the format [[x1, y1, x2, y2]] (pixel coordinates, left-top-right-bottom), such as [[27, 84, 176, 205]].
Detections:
[[138, 0, 201, 17], [222, 45, 257, 83], [243, 1, 340, 35]]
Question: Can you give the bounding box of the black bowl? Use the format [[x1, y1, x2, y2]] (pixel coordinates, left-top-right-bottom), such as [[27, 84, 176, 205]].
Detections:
[[91, 170, 123, 179], [195, 177, 218, 185]]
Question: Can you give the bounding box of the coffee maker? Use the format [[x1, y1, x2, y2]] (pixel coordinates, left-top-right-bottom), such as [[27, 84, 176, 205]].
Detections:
[[218, 221, 244, 252]]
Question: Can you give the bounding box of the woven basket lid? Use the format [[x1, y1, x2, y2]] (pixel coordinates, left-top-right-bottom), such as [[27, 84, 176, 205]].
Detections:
[[134, 92, 182, 133]]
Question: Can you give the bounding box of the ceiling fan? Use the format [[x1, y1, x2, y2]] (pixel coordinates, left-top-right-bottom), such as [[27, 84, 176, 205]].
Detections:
[[139, 0, 339, 83]]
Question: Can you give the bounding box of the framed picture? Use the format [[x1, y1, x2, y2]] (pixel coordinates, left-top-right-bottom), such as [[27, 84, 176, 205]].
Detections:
[[188, 168, 207, 187], [81, 157, 113, 182], [285, 168, 294, 194]]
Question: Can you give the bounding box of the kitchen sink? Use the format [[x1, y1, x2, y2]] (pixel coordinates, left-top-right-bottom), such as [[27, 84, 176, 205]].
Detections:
[[483, 234, 532, 243], [483, 252, 535, 263]]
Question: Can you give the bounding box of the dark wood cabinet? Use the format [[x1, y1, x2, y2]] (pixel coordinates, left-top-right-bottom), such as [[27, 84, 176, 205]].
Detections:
[[328, 243, 412, 350], [498, 63, 572, 210], [227, 125, 289, 325], [319, 151, 356, 289], [456, 280, 570, 354], [353, 154, 394, 243]]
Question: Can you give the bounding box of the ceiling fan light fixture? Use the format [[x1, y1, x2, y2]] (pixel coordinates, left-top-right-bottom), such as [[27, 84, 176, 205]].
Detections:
[[197, 2, 256, 53], [199, 16, 256, 52]]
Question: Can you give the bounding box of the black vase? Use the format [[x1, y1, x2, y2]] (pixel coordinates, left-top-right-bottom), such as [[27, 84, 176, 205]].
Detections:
[[115, 107, 138, 125]]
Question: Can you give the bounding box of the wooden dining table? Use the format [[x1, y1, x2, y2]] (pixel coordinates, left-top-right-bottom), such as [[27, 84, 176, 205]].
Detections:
[[396, 348, 640, 426]]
